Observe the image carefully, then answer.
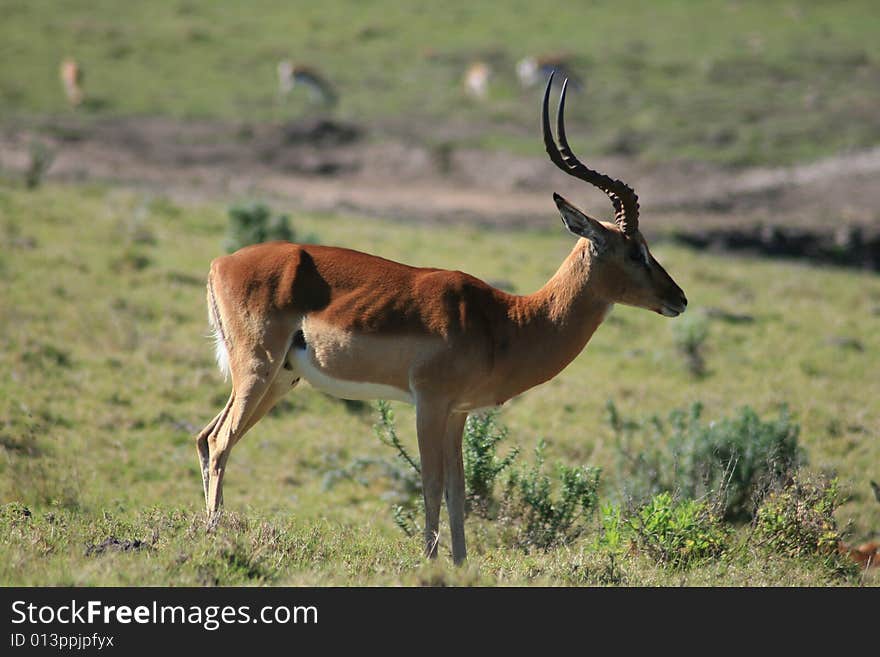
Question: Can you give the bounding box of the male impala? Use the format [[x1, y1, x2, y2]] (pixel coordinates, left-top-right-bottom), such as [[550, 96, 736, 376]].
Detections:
[[195, 74, 687, 564]]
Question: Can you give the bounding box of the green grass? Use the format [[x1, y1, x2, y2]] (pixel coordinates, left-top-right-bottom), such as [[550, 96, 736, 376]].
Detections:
[[1, 0, 879, 165], [1, 182, 879, 585]]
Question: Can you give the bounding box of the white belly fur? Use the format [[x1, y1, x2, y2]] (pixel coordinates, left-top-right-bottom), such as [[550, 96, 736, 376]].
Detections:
[[291, 348, 414, 404]]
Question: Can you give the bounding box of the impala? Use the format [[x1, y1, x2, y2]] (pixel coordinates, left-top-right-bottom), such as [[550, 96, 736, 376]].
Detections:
[[194, 73, 687, 564], [463, 60, 492, 100], [59, 58, 84, 108], [517, 53, 582, 91], [276, 60, 337, 107]]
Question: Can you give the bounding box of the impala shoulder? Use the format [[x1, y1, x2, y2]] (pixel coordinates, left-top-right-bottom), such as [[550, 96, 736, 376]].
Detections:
[[415, 270, 496, 305]]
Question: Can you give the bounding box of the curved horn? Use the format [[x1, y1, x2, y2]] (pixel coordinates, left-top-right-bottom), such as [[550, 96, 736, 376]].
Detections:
[[542, 71, 640, 235]]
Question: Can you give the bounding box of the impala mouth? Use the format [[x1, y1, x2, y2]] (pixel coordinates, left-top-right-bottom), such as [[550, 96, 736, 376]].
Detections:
[[658, 303, 687, 318]]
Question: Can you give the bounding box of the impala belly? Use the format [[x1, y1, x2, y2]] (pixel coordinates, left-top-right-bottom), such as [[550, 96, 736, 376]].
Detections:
[[287, 318, 445, 405], [291, 347, 414, 403]]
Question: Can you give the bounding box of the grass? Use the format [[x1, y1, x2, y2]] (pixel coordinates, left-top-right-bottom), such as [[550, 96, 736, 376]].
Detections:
[[1, 0, 879, 165], [0, 182, 878, 585]]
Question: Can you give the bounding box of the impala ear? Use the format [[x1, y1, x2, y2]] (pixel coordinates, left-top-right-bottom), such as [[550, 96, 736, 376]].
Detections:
[[553, 193, 607, 250]]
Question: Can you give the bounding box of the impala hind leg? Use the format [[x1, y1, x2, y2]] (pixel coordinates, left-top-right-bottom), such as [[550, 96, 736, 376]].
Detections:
[[204, 337, 294, 523], [205, 374, 274, 524], [194, 395, 233, 508]]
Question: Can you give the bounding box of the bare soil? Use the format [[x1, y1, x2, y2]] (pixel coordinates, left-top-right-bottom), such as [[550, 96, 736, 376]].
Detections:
[[3, 115, 879, 265]]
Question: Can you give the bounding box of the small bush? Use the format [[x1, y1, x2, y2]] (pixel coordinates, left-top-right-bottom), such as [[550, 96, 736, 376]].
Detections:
[[630, 492, 728, 569], [371, 401, 423, 537], [671, 313, 710, 377], [224, 202, 296, 253], [112, 247, 152, 272], [25, 139, 55, 189], [372, 400, 421, 478], [364, 404, 601, 550], [596, 503, 625, 552], [322, 401, 423, 536], [754, 473, 845, 562], [611, 401, 804, 521], [463, 411, 519, 517], [502, 440, 601, 550], [321, 455, 421, 507]]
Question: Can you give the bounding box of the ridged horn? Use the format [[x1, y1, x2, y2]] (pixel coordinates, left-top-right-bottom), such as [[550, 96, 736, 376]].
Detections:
[[542, 70, 640, 235]]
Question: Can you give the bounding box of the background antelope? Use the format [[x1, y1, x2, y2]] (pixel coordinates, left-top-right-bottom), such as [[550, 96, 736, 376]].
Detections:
[[59, 57, 84, 108], [836, 481, 880, 570], [195, 74, 687, 564], [463, 60, 491, 100], [276, 60, 338, 107], [517, 53, 582, 91]]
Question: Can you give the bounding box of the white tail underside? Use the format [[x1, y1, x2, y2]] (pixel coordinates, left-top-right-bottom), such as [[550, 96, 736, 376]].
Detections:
[[208, 306, 230, 381]]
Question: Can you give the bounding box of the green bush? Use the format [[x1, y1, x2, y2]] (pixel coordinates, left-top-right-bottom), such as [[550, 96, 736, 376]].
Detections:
[[754, 473, 846, 562], [224, 201, 296, 253], [671, 313, 710, 377], [596, 503, 625, 552], [371, 400, 423, 536], [321, 401, 423, 536], [610, 401, 804, 521], [630, 492, 728, 569], [363, 403, 525, 534], [463, 411, 519, 517], [25, 139, 55, 189], [502, 440, 601, 550], [362, 404, 602, 550]]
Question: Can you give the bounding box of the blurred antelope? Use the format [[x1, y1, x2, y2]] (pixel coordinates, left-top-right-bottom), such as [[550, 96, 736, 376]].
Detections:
[[837, 481, 880, 568], [194, 73, 687, 564], [836, 481, 880, 570], [277, 60, 337, 107], [838, 540, 879, 569], [517, 54, 582, 91], [60, 58, 84, 108], [463, 61, 491, 100]]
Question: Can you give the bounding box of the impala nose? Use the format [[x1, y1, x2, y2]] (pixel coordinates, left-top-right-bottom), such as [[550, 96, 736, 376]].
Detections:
[[660, 292, 688, 317]]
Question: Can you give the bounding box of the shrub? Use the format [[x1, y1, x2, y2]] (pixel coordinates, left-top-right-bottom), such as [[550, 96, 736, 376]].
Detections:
[[322, 401, 423, 536], [371, 401, 423, 536], [754, 473, 846, 562], [610, 401, 804, 521], [463, 411, 519, 517], [372, 400, 420, 477], [364, 402, 525, 533], [596, 503, 625, 552], [224, 201, 295, 253], [25, 139, 55, 189], [630, 491, 728, 569], [502, 440, 601, 550], [671, 313, 710, 377], [362, 404, 601, 550]]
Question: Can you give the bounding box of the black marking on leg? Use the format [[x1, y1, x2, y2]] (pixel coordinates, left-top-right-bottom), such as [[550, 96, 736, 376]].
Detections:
[[291, 377, 300, 387], [284, 330, 306, 370]]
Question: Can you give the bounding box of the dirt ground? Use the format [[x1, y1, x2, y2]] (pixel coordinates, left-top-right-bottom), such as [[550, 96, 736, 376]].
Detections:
[[2, 115, 879, 241]]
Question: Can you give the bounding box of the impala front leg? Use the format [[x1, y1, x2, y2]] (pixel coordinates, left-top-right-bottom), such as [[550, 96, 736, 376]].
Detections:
[[415, 399, 451, 560], [444, 412, 468, 565]]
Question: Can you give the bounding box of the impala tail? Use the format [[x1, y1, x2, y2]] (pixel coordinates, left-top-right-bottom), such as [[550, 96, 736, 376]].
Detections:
[[207, 273, 231, 381]]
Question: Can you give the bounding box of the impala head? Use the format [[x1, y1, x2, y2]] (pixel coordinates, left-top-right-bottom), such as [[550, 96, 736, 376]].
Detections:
[[543, 73, 687, 318]]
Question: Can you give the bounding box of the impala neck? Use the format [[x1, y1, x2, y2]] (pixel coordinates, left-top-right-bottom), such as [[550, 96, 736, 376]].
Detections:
[[499, 240, 611, 400]]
